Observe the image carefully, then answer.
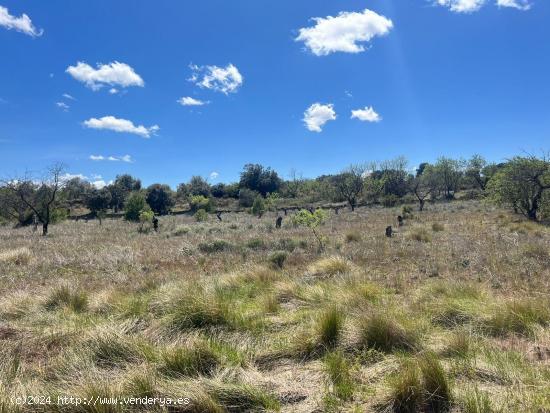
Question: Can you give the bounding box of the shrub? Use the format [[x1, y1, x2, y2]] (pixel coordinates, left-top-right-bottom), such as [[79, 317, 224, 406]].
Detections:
[[359, 314, 418, 352], [268, 251, 287, 269], [138, 208, 154, 232], [432, 222, 445, 232], [251, 196, 266, 217], [292, 209, 328, 250], [345, 231, 362, 243], [198, 240, 232, 254], [124, 192, 147, 222], [402, 205, 414, 219], [189, 195, 211, 213], [382, 194, 400, 208], [194, 208, 208, 222], [238, 188, 258, 208], [246, 238, 266, 250], [409, 228, 432, 242], [172, 225, 190, 236]]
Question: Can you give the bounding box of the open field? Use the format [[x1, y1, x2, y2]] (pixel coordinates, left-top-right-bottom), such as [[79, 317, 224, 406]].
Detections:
[[0, 200, 549, 412]]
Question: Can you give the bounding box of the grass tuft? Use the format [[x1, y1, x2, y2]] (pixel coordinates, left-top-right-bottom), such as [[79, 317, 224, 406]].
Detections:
[[308, 256, 353, 277], [44, 285, 88, 312], [360, 314, 418, 353], [160, 341, 221, 377], [0, 247, 31, 265], [317, 306, 345, 349]]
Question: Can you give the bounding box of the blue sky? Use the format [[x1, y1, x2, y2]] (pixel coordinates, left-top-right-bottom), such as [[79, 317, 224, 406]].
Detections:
[[1, 0, 549, 187]]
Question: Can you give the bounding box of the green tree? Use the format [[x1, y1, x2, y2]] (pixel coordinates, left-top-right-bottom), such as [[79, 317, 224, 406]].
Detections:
[[146, 184, 174, 215], [124, 192, 147, 222], [188, 176, 211, 197], [239, 164, 282, 197], [85, 188, 112, 224], [292, 208, 328, 251], [487, 156, 550, 221], [432, 157, 464, 199]]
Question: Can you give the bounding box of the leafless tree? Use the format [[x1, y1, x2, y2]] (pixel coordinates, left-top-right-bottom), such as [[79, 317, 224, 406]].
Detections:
[[2, 163, 65, 235]]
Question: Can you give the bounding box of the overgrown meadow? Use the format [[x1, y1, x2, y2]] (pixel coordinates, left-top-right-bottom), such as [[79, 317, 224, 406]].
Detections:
[[0, 201, 549, 412]]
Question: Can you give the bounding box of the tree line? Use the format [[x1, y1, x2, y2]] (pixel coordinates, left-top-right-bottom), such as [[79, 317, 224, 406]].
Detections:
[[1, 154, 549, 235]]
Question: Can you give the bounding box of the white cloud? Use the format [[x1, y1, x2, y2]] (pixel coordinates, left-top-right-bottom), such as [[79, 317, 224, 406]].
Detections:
[[496, 0, 532, 10], [92, 180, 108, 189], [83, 116, 159, 138], [303, 103, 337, 132], [189, 64, 243, 94], [178, 96, 208, 106], [62, 93, 75, 100], [66, 61, 144, 91], [351, 106, 382, 122], [109, 88, 118, 94], [0, 6, 43, 37], [436, 0, 487, 13], [209, 171, 219, 180], [56, 102, 70, 111], [90, 154, 133, 163], [295, 9, 393, 56]]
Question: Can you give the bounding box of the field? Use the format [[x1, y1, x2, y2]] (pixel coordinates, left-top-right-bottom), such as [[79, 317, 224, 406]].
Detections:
[[0, 200, 549, 412]]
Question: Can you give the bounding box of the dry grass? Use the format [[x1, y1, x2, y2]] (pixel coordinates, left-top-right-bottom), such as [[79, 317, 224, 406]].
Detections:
[[0, 200, 549, 412]]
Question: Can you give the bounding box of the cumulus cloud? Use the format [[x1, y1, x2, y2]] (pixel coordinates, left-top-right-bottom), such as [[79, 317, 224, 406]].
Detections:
[[178, 96, 208, 106], [189, 64, 243, 94], [89, 154, 133, 163], [351, 106, 381, 122], [83, 116, 159, 138], [303, 103, 337, 132], [109, 88, 119, 94], [496, 0, 531, 9], [209, 171, 219, 180], [56, 102, 70, 112], [436, 0, 487, 13], [66, 61, 144, 91], [295, 9, 393, 56], [0, 6, 43, 37]]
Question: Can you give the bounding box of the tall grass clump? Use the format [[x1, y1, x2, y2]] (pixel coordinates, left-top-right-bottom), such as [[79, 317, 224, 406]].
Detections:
[[317, 306, 345, 349], [160, 342, 221, 378], [0, 247, 31, 265], [44, 285, 88, 313], [359, 314, 418, 353], [308, 256, 353, 277], [484, 299, 550, 337], [323, 351, 354, 402], [388, 354, 451, 413], [408, 227, 432, 243]]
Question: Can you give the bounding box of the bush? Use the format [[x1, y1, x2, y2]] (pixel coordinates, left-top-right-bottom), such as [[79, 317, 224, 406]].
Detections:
[[432, 223, 445, 232], [402, 205, 414, 219], [124, 192, 147, 222], [189, 195, 212, 213], [238, 188, 259, 208], [409, 228, 432, 242], [139, 208, 154, 232], [268, 251, 288, 269], [194, 209, 208, 222], [198, 240, 232, 254], [251, 196, 266, 217], [345, 231, 362, 243], [382, 194, 400, 208], [246, 238, 266, 250]]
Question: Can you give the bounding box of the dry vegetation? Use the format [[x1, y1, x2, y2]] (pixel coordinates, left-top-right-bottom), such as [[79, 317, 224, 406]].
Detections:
[[0, 200, 549, 412]]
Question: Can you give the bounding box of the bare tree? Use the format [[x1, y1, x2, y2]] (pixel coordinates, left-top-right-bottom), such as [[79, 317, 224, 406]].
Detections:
[[335, 164, 366, 211], [2, 164, 65, 235]]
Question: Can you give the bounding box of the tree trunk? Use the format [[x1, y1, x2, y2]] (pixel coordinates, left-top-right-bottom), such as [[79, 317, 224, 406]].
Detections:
[[419, 199, 425, 211], [42, 222, 48, 236]]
